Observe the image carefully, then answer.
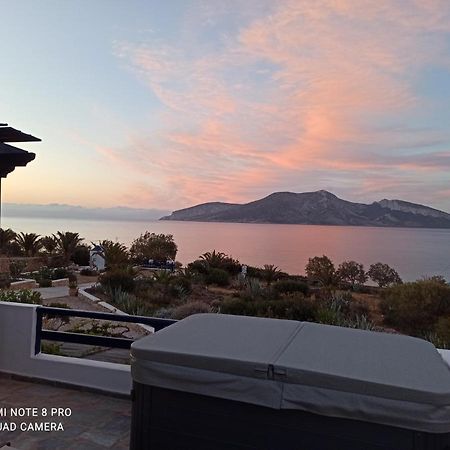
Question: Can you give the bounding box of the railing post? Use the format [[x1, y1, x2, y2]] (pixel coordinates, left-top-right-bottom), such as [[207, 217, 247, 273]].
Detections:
[[34, 306, 43, 355]]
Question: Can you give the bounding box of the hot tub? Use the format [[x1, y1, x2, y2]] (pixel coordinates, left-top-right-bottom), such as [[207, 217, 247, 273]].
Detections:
[[130, 314, 450, 449]]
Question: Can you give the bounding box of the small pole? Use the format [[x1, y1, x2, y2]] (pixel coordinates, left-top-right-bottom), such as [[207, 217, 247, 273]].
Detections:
[[0, 177, 2, 230]]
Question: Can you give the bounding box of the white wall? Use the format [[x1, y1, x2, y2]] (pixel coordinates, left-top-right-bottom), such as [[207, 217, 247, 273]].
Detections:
[[0, 302, 131, 395]]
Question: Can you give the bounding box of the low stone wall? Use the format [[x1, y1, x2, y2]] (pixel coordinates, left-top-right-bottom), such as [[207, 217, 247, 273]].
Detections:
[[51, 278, 69, 287], [0, 256, 47, 274], [10, 279, 38, 290]]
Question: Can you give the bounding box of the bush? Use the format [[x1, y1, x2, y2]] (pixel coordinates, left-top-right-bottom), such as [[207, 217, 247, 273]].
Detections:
[[380, 280, 450, 335], [72, 244, 90, 266], [170, 275, 192, 294], [106, 288, 153, 316], [273, 280, 309, 296], [0, 289, 42, 304], [435, 316, 450, 347], [205, 268, 230, 287], [171, 301, 212, 320], [220, 298, 258, 317], [99, 268, 135, 293], [80, 268, 98, 276], [221, 294, 317, 321], [52, 267, 69, 280], [187, 259, 209, 275], [246, 266, 265, 279], [9, 260, 27, 280], [35, 266, 53, 282]]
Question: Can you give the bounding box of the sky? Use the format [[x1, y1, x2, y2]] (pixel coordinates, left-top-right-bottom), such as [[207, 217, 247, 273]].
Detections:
[[1, 0, 450, 213]]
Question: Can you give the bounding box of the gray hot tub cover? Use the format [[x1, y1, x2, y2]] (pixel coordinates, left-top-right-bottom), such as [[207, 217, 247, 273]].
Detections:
[[131, 314, 450, 433]]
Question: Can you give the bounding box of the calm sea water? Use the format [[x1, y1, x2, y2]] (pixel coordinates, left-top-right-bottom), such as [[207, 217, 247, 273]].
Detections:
[[3, 216, 450, 281]]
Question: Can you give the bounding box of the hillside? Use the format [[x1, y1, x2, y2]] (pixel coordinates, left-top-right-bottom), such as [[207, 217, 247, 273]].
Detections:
[[160, 190, 450, 228]]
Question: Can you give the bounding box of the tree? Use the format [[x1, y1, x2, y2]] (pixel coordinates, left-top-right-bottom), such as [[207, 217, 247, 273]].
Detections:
[[262, 264, 281, 286], [0, 228, 17, 255], [130, 232, 177, 263], [337, 261, 367, 287], [41, 236, 58, 254], [15, 232, 42, 257], [97, 240, 129, 269], [200, 250, 228, 268], [305, 255, 336, 286], [72, 244, 90, 266], [198, 250, 241, 274], [367, 262, 402, 288], [53, 231, 84, 264]]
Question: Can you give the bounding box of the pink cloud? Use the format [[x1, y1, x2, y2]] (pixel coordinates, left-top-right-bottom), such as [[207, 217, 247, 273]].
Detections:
[[107, 0, 450, 210]]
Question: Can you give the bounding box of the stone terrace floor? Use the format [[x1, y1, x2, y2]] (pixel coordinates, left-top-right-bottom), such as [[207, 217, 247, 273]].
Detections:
[[0, 375, 130, 449]]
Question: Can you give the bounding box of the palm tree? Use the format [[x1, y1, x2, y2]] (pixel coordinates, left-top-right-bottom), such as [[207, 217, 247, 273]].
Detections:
[[0, 228, 17, 255], [97, 240, 129, 269], [199, 250, 228, 269], [53, 231, 83, 264], [262, 264, 281, 286], [15, 232, 42, 257], [41, 235, 58, 255]]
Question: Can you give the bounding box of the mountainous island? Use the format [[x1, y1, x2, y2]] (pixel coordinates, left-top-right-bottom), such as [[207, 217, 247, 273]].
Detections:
[[160, 190, 450, 228]]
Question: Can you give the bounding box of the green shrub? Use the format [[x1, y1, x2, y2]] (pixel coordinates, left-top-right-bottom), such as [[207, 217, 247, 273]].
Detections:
[[171, 301, 211, 320], [187, 259, 209, 275], [273, 279, 309, 296], [380, 280, 450, 335], [80, 268, 98, 276], [72, 244, 90, 266], [52, 267, 69, 280], [205, 268, 230, 287], [170, 275, 192, 294], [434, 316, 450, 348], [246, 266, 265, 279], [239, 278, 266, 301], [220, 298, 258, 317], [0, 273, 10, 289], [99, 268, 135, 292], [0, 289, 42, 304], [9, 260, 27, 280], [34, 266, 53, 282], [42, 342, 62, 355], [221, 294, 317, 321]]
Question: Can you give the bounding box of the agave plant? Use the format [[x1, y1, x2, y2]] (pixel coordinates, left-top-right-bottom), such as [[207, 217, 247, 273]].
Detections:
[[53, 231, 84, 264], [15, 232, 42, 257]]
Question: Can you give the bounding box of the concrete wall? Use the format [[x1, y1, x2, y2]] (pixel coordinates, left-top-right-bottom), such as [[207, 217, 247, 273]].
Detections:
[[0, 302, 131, 395], [51, 278, 68, 287], [10, 279, 38, 290], [0, 257, 47, 273]]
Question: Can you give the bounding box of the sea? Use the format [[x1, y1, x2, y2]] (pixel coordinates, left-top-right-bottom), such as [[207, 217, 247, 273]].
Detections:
[[3, 216, 450, 282]]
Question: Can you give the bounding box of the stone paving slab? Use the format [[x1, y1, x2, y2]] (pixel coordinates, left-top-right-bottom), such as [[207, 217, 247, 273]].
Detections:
[[0, 377, 130, 449]]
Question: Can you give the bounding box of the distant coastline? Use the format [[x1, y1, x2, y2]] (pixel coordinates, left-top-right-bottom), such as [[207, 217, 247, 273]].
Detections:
[[2, 203, 170, 222]]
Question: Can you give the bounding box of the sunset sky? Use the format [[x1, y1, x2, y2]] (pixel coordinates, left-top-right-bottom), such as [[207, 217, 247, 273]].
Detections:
[[1, 0, 450, 212]]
